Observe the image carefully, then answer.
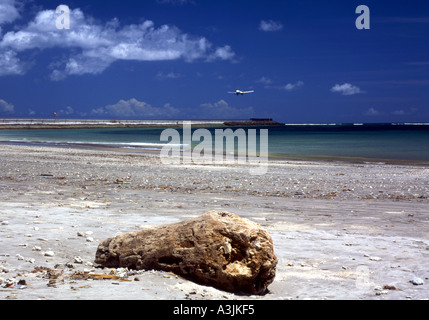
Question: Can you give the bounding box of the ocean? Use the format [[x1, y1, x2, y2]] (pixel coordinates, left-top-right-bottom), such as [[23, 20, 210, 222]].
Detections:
[[1, 123, 429, 164]]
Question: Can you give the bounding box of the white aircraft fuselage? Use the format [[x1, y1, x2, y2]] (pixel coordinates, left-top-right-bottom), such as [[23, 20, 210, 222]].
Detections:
[[229, 90, 254, 96]]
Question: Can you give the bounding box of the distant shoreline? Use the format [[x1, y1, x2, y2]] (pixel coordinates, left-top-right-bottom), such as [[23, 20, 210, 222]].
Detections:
[[1, 120, 428, 166], [0, 118, 284, 129]]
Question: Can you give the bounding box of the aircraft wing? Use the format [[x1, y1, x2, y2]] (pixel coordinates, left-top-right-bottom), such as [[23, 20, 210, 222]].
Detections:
[[227, 90, 254, 94]]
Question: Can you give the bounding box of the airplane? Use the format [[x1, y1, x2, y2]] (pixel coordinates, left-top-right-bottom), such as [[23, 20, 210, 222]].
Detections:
[[228, 89, 254, 96]]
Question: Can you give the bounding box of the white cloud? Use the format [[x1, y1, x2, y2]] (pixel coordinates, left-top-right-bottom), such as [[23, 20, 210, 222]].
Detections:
[[60, 106, 74, 115], [156, 72, 182, 80], [331, 83, 363, 96], [0, 99, 15, 113], [365, 107, 379, 116], [0, 6, 235, 79], [199, 100, 254, 118], [0, 49, 24, 75], [256, 76, 272, 85], [91, 98, 253, 120], [259, 20, 283, 32], [208, 45, 235, 61], [392, 109, 405, 115], [92, 98, 180, 118], [0, 0, 20, 26], [391, 107, 418, 116], [284, 80, 304, 91]]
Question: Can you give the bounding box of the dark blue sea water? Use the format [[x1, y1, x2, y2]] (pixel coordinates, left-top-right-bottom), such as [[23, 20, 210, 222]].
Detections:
[[1, 123, 429, 163]]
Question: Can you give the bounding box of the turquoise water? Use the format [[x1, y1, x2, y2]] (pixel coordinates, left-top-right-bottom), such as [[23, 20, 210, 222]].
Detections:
[[1, 124, 429, 162], [268, 124, 429, 162]]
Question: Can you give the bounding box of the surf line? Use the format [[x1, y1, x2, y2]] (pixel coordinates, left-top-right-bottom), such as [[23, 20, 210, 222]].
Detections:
[[159, 121, 269, 175]]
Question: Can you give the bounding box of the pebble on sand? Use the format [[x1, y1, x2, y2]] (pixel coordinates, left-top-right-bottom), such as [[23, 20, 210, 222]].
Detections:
[[410, 276, 424, 285], [44, 251, 55, 257]]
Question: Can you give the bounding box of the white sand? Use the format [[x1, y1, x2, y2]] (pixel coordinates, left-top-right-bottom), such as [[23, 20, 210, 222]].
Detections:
[[0, 144, 428, 300]]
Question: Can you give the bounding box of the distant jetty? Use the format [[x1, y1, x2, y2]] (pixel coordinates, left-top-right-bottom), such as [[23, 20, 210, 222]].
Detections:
[[0, 118, 284, 129]]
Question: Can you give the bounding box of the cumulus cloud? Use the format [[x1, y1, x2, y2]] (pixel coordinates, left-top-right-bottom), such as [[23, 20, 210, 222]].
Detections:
[[331, 83, 363, 96], [59, 106, 74, 115], [262, 79, 303, 91], [391, 107, 418, 116], [0, 6, 235, 79], [199, 100, 254, 119], [256, 76, 272, 85], [0, 49, 24, 75], [283, 81, 304, 91], [259, 20, 283, 32], [92, 98, 180, 118], [0, 99, 15, 113], [90, 98, 253, 120], [0, 0, 20, 26], [209, 45, 235, 61], [365, 107, 379, 116]]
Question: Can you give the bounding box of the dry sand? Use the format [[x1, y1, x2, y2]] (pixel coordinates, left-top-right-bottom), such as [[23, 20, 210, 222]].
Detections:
[[0, 144, 428, 300]]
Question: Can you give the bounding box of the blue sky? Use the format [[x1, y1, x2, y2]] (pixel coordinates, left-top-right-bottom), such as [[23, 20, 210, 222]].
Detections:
[[0, 0, 428, 123]]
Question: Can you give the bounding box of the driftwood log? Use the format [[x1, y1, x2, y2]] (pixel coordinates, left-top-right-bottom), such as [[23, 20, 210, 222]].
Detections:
[[95, 211, 277, 294]]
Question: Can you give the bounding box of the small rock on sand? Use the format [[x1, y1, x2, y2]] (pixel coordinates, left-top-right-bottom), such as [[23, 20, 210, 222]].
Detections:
[[410, 276, 424, 285], [44, 251, 55, 257]]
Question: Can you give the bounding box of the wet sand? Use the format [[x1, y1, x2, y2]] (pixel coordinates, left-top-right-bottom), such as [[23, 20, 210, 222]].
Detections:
[[0, 144, 428, 300]]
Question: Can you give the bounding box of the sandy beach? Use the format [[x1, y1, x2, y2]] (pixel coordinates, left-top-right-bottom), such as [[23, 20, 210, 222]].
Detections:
[[0, 143, 428, 300]]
